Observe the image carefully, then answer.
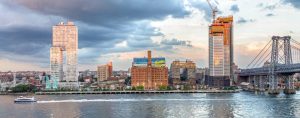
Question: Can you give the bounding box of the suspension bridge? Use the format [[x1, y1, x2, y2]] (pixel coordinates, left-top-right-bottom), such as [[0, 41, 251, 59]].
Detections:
[[239, 36, 300, 94]]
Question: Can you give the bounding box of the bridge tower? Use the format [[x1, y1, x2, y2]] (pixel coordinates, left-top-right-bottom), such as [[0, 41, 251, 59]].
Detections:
[[268, 36, 295, 94]]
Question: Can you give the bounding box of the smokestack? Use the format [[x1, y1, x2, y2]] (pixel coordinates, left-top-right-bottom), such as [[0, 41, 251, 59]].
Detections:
[[148, 50, 152, 66]]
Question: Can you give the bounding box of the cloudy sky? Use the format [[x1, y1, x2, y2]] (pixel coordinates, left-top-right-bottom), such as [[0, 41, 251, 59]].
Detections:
[[0, 0, 299, 71]]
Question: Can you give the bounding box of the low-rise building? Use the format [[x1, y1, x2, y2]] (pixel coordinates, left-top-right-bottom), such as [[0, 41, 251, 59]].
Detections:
[[170, 60, 196, 89], [196, 68, 209, 85], [98, 79, 126, 90]]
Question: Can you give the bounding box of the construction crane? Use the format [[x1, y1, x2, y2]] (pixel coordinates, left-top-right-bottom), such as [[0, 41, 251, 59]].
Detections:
[[206, 0, 218, 22]]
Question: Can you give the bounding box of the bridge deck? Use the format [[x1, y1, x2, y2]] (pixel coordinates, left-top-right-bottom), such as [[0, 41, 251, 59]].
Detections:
[[239, 63, 300, 76]]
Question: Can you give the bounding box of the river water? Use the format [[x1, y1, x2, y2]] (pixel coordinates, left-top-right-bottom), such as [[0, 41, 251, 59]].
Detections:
[[0, 91, 300, 118]]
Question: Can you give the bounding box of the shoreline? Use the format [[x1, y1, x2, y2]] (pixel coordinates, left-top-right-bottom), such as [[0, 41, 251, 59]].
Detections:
[[0, 92, 34, 96], [34, 90, 239, 95]]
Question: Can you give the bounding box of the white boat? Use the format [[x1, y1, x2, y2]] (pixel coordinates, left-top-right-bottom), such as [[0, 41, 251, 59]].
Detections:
[[14, 96, 37, 103], [240, 82, 250, 91]]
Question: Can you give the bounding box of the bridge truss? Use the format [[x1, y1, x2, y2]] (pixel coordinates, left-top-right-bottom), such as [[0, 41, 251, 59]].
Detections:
[[241, 36, 300, 94]]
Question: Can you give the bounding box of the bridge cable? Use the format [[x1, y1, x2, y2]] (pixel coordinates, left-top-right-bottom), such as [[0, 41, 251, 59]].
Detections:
[[246, 40, 272, 68], [291, 38, 300, 63], [291, 45, 300, 63], [251, 43, 272, 68], [256, 51, 271, 68], [291, 39, 300, 46]]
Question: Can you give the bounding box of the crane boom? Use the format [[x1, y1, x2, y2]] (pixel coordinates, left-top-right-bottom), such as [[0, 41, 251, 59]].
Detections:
[[206, 0, 218, 22]]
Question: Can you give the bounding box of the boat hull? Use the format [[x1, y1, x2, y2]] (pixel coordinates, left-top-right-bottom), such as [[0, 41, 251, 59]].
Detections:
[[14, 100, 37, 103]]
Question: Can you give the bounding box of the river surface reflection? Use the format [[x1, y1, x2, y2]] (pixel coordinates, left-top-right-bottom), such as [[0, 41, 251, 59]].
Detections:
[[0, 91, 299, 118]]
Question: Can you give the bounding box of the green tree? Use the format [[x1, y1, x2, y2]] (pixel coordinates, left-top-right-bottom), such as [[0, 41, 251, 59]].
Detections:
[[224, 86, 238, 90], [158, 85, 167, 91], [11, 84, 33, 93], [167, 86, 173, 90], [131, 86, 136, 90], [183, 85, 192, 90], [136, 85, 144, 91]]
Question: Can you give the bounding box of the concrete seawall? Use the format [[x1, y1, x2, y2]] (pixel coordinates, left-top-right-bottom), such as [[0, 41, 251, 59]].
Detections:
[[35, 90, 239, 95], [0, 92, 33, 95]]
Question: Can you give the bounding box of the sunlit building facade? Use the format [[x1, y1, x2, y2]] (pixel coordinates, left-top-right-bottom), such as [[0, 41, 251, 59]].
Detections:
[[97, 62, 113, 82], [50, 47, 63, 81], [50, 22, 78, 85], [208, 16, 233, 87]]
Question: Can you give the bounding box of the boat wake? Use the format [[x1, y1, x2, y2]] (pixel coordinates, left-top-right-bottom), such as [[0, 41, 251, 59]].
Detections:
[[36, 97, 300, 103]]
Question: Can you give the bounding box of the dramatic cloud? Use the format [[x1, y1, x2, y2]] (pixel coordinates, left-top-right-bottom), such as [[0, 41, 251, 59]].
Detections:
[[0, 0, 192, 69], [256, 3, 264, 7], [0, 0, 299, 71], [160, 38, 192, 47], [236, 17, 255, 24], [256, 2, 279, 11], [188, 0, 212, 22], [266, 13, 275, 17], [236, 18, 247, 24], [284, 0, 300, 9], [230, 4, 239, 13], [11, 0, 189, 27], [264, 4, 277, 10], [0, 26, 50, 55]]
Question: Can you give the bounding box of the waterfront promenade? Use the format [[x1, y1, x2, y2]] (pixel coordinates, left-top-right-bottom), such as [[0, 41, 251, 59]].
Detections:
[[35, 90, 239, 95]]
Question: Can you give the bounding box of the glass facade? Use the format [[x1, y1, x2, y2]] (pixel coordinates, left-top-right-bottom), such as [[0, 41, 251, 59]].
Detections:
[[50, 47, 63, 81], [45, 75, 58, 90], [209, 36, 230, 76]]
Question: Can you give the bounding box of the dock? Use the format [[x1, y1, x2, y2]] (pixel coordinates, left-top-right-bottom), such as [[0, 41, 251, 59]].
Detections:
[[35, 90, 239, 95]]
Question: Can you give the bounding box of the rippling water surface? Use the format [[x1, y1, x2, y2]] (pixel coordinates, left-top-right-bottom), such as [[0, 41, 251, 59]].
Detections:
[[1, 91, 300, 118]]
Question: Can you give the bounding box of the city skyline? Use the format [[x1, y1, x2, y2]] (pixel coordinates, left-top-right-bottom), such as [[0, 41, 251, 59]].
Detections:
[[0, 0, 300, 71]]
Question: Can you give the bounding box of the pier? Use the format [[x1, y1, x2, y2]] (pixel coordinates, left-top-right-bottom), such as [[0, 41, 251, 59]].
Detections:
[[35, 90, 239, 95]]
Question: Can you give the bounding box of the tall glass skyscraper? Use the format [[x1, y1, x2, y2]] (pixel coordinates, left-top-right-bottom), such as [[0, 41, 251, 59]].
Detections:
[[50, 22, 78, 84], [208, 16, 233, 87]]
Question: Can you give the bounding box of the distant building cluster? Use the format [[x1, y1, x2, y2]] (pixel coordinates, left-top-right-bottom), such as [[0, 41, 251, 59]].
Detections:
[[0, 17, 259, 92], [0, 71, 46, 91]]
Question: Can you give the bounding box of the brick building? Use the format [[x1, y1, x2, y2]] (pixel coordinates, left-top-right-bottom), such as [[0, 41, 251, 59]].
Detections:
[[131, 51, 168, 90]]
